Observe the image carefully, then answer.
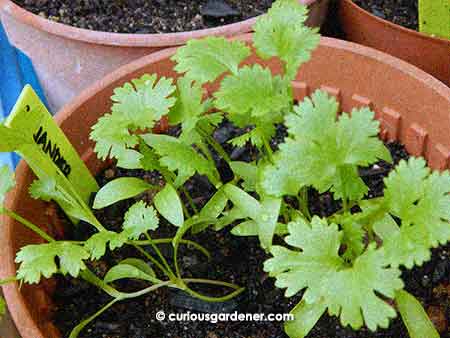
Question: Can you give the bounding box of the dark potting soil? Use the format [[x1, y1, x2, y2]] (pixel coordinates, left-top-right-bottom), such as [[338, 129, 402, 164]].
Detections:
[[12, 0, 274, 34], [353, 0, 419, 31], [52, 123, 450, 338]]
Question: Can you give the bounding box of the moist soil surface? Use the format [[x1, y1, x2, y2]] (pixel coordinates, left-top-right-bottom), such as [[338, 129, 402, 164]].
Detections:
[[12, 0, 274, 34], [52, 123, 450, 338], [353, 0, 418, 31]]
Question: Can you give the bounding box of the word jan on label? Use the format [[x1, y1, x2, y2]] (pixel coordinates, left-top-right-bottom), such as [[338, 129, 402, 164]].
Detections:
[[33, 126, 71, 177]]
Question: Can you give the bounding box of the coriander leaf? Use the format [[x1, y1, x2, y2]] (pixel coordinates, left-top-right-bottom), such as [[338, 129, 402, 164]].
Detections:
[[214, 206, 246, 231], [0, 165, 15, 212], [224, 184, 261, 220], [123, 201, 159, 239], [396, 290, 440, 338], [104, 263, 157, 284], [335, 212, 366, 261], [139, 140, 165, 172], [224, 184, 281, 249], [262, 91, 389, 199], [29, 177, 93, 224], [154, 184, 184, 227], [214, 65, 291, 117], [172, 37, 250, 84], [253, 0, 320, 79], [227, 108, 283, 148], [90, 74, 176, 169], [230, 161, 257, 191], [265, 217, 403, 331], [325, 244, 403, 331], [169, 76, 205, 131], [93, 177, 155, 209], [90, 112, 142, 169], [285, 299, 327, 338], [193, 187, 228, 233], [142, 133, 219, 187], [111, 74, 176, 130], [85, 230, 128, 260], [120, 258, 156, 277], [16, 242, 89, 283], [232, 221, 287, 237], [378, 158, 450, 268]]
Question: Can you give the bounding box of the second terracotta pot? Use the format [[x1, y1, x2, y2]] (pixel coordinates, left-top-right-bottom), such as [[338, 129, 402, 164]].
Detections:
[[0, 0, 329, 111], [338, 0, 450, 87]]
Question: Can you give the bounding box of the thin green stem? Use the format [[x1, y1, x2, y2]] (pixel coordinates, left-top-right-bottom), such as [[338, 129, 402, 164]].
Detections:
[[342, 198, 349, 213], [183, 278, 241, 290], [80, 269, 122, 299], [69, 298, 118, 338], [181, 281, 245, 303], [4, 209, 54, 243], [131, 244, 173, 279], [262, 136, 274, 164], [144, 233, 176, 280], [131, 238, 211, 260], [119, 280, 173, 300], [299, 187, 311, 221], [181, 186, 199, 214], [197, 126, 231, 164]]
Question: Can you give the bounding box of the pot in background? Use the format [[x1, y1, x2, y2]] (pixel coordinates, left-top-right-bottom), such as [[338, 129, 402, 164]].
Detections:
[[0, 0, 329, 111], [1, 35, 450, 338], [338, 0, 450, 87]]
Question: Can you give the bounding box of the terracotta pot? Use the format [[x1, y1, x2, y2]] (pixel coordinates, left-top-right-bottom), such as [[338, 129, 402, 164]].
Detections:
[[338, 0, 450, 87], [2, 35, 450, 338], [0, 0, 329, 112]]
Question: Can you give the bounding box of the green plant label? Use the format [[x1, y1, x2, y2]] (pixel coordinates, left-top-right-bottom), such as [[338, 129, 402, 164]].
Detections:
[[4, 85, 99, 203], [419, 0, 450, 39]]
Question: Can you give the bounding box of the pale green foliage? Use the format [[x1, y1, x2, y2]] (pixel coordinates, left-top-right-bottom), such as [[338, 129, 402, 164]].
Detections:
[[214, 65, 291, 147], [93, 177, 154, 209], [90, 74, 176, 169], [90, 112, 142, 169], [16, 242, 90, 283], [172, 37, 251, 84], [375, 158, 450, 268], [85, 231, 128, 260], [265, 217, 403, 331], [104, 261, 156, 284], [261, 90, 391, 198], [154, 184, 184, 227], [169, 76, 223, 143], [111, 74, 176, 130], [253, 0, 320, 79], [396, 290, 440, 338], [214, 65, 291, 118], [0, 165, 15, 212], [224, 184, 281, 249], [123, 201, 159, 239], [142, 134, 220, 187]]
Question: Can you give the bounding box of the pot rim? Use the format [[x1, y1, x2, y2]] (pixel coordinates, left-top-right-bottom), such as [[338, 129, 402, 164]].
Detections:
[[2, 35, 450, 338], [342, 0, 450, 45], [0, 0, 318, 47]]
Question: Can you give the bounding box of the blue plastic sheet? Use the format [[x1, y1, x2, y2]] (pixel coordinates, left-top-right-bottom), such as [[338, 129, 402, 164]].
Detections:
[[0, 21, 49, 169]]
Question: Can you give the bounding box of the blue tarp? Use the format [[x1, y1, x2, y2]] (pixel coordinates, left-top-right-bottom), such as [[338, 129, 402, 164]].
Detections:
[[0, 21, 48, 169]]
